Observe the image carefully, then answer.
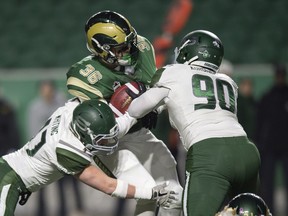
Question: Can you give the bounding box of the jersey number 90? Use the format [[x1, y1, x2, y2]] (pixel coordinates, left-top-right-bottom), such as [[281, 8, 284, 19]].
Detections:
[[192, 74, 236, 113]]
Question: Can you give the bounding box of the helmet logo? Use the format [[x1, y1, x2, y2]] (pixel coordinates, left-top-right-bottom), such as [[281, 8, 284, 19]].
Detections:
[[213, 40, 220, 48], [198, 50, 210, 58]]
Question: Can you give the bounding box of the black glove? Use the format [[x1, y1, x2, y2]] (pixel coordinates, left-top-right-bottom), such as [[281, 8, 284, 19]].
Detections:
[[125, 81, 146, 99], [141, 110, 158, 130]]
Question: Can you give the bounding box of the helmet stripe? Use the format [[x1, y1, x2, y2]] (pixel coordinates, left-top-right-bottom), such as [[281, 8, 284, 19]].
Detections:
[[87, 22, 127, 47]]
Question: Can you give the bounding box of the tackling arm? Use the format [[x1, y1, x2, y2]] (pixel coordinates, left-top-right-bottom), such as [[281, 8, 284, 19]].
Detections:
[[116, 87, 169, 137], [75, 164, 177, 205], [128, 87, 169, 118], [76, 164, 140, 198]]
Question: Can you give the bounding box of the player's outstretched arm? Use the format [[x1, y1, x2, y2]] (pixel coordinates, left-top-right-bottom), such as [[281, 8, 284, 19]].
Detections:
[[128, 87, 169, 118], [75, 164, 177, 205], [116, 87, 169, 137]]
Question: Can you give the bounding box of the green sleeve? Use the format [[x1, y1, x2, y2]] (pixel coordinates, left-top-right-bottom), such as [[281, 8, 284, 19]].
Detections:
[[56, 141, 91, 174], [133, 36, 157, 86]]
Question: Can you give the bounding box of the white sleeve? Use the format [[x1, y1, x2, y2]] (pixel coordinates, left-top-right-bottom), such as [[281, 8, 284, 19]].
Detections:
[[116, 112, 138, 138], [128, 87, 169, 118], [116, 87, 169, 138]]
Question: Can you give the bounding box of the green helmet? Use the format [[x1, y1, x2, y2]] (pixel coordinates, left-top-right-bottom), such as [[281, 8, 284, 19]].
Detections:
[[71, 100, 119, 155], [175, 30, 224, 72], [85, 10, 139, 67], [227, 193, 272, 216]]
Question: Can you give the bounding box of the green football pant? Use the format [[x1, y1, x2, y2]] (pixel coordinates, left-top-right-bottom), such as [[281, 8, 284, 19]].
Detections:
[[183, 136, 260, 216], [0, 158, 28, 216]]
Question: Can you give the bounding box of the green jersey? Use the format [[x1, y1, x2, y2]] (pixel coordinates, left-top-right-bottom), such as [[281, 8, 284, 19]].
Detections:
[[66, 35, 156, 101]]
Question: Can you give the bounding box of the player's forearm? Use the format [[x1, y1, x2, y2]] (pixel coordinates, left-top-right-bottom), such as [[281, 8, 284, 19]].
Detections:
[[76, 165, 152, 199], [116, 87, 168, 137], [76, 164, 114, 192], [111, 179, 152, 199], [128, 87, 169, 118]]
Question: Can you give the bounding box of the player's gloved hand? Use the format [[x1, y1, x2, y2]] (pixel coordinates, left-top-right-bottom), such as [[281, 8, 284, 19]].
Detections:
[[141, 110, 158, 129], [125, 81, 146, 99], [151, 181, 178, 208]]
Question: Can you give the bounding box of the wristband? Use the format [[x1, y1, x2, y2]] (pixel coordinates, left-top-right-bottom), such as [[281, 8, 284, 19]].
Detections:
[[134, 187, 152, 200], [111, 179, 128, 198]]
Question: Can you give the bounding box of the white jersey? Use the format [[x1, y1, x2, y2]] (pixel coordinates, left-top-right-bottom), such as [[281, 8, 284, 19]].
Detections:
[[156, 64, 246, 149], [125, 64, 247, 151], [3, 99, 92, 192]]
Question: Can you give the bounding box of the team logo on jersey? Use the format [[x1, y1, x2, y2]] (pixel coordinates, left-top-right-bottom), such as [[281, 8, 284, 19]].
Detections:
[[198, 50, 210, 58], [137, 38, 150, 52]]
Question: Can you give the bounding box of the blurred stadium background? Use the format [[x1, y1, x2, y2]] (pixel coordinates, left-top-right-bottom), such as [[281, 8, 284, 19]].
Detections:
[[0, 0, 287, 215]]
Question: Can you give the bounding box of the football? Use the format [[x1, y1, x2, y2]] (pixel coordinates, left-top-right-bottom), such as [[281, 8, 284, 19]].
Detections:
[[109, 82, 145, 117]]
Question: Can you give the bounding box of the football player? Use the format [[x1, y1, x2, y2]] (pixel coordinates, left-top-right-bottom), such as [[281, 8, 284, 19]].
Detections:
[[0, 99, 176, 215], [215, 193, 272, 216], [117, 30, 261, 215], [66, 10, 183, 216]]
